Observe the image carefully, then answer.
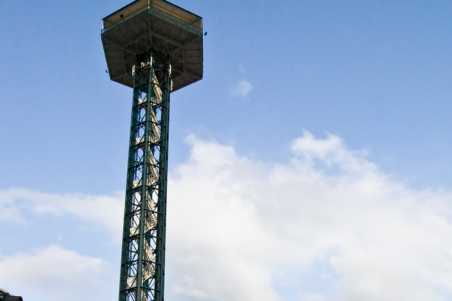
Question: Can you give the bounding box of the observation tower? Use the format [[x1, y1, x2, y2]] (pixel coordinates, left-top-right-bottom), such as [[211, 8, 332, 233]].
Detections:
[[101, 1, 203, 301]]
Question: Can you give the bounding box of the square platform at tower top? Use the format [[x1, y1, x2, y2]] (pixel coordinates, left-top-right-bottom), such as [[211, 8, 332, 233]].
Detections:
[[101, 0, 203, 92]]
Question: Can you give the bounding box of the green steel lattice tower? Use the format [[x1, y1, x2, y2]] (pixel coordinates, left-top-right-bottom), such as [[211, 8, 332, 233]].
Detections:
[[101, 1, 203, 301]]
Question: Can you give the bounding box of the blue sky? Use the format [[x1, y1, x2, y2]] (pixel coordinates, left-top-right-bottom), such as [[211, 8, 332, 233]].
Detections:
[[1, 1, 452, 301]]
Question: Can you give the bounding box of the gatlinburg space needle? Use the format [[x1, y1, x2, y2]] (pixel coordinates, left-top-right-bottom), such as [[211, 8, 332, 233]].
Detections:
[[101, 1, 203, 300]]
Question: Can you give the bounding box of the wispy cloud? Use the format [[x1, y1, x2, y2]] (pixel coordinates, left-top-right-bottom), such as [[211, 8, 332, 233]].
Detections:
[[0, 246, 115, 301], [231, 80, 253, 97], [0, 189, 123, 239]]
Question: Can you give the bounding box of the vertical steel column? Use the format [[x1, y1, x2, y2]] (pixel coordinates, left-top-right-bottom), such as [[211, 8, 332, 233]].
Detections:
[[119, 51, 171, 301]]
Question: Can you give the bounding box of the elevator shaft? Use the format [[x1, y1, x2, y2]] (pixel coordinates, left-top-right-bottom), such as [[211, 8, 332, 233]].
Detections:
[[119, 52, 171, 301]]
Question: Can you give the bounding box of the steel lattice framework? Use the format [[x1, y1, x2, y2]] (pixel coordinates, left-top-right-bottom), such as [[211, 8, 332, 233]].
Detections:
[[119, 51, 171, 301], [101, 1, 203, 301]]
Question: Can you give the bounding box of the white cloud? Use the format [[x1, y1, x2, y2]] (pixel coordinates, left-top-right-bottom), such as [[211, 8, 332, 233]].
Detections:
[[0, 189, 123, 239], [164, 132, 452, 301], [0, 246, 115, 301], [231, 80, 253, 97], [3, 132, 452, 301]]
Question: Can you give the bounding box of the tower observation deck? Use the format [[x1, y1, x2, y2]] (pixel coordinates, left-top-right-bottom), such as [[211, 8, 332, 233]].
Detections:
[[101, 1, 203, 301]]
